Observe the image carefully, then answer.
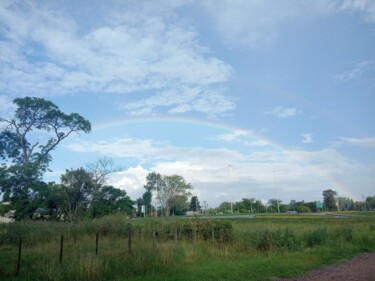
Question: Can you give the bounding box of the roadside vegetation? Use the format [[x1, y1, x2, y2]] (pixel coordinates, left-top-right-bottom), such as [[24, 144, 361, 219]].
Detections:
[[1, 214, 374, 281]]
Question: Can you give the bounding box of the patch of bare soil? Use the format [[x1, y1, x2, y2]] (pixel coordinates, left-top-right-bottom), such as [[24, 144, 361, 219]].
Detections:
[[276, 252, 375, 281]]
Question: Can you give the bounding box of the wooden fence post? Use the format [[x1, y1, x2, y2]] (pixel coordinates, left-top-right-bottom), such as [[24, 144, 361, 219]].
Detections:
[[95, 233, 99, 255], [152, 228, 156, 253], [59, 235, 64, 264], [128, 224, 132, 256], [16, 238, 22, 276]]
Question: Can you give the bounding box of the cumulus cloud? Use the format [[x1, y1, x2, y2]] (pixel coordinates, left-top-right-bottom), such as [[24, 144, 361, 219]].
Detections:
[[64, 134, 373, 206], [0, 1, 234, 117]]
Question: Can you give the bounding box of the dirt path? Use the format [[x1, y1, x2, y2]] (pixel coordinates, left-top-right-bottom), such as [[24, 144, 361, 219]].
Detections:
[[276, 252, 375, 281]]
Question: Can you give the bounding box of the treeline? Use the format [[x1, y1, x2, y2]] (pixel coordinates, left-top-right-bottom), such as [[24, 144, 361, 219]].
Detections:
[[0, 159, 134, 221], [214, 193, 375, 214]]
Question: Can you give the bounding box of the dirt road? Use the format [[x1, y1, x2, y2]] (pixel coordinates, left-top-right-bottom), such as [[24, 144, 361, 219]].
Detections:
[[276, 252, 375, 281]]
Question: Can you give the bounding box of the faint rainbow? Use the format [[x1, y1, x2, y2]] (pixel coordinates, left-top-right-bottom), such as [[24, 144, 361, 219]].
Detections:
[[93, 116, 353, 199]]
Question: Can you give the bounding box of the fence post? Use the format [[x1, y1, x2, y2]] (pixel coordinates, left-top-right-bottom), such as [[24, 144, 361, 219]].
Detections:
[[95, 233, 99, 255], [128, 224, 132, 256], [59, 235, 64, 264], [152, 228, 156, 253], [16, 238, 22, 276]]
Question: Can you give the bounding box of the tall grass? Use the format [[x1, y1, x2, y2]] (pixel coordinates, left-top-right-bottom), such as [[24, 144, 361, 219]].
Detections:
[[0, 214, 374, 281]]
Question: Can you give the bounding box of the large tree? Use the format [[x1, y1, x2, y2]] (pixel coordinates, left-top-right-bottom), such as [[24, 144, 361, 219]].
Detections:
[[0, 97, 91, 218], [322, 189, 338, 211], [144, 172, 192, 216], [89, 185, 133, 218]]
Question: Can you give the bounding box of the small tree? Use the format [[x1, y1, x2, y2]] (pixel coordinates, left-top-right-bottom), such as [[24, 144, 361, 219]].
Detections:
[[366, 196, 375, 210], [190, 195, 201, 212], [60, 168, 94, 222]]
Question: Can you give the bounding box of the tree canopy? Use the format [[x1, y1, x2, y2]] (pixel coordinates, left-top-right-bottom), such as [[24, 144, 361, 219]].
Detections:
[[144, 172, 192, 216], [0, 97, 91, 219], [322, 189, 338, 211]]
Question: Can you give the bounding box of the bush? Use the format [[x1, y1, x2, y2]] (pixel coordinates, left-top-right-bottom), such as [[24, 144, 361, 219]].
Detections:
[[297, 205, 311, 213], [305, 228, 328, 247], [277, 228, 300, 251], [335, 226, 353, 242], [256, 229, 272, 251]]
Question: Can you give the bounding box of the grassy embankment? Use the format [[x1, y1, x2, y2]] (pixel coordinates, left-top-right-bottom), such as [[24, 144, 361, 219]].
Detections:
[[0, 212, 374, 281]]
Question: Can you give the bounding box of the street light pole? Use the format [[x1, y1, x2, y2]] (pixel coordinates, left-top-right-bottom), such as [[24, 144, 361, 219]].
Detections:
[[273, 171, 280, 213]]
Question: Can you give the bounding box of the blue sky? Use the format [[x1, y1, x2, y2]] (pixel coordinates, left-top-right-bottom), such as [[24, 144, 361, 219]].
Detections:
[[0, 0, 374, 208]]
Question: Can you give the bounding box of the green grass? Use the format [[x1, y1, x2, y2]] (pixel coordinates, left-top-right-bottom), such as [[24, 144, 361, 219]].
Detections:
[[0, 214, 374, 281]]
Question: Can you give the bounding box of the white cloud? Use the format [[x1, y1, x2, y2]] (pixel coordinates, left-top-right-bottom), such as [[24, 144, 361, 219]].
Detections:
[[338, 136, 375, 147], [0, 1, 234, 117], [0, 95, 16, 120], [334, 60, 373, 82], [121, 87, 235, 118], [339, 0, 375, 22], [64, 134, 373, 206], [264, 106, 298, 118], [213, 129, 270, 147], [198, 0, 337, 48], [301, 133, 313, 144], [214, 129, 251, 142], [108, 165, 150, 200]]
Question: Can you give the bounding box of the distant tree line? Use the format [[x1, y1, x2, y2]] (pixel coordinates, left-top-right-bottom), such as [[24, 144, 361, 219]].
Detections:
[[212, 189, 375, 214]]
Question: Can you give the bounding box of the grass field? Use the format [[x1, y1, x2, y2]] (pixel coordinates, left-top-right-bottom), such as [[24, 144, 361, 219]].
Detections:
[[0, 212, 374, 281]]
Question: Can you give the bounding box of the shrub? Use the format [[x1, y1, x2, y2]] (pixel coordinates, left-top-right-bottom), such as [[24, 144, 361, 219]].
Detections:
[[305, 228, 328, 247], [297, 205, 311, 213], [335, 226, 353, 242], [256, 229, 272, 251]]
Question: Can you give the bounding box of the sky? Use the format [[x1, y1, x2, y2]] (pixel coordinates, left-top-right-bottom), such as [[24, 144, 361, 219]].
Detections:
[[0, 0, 374, 208]]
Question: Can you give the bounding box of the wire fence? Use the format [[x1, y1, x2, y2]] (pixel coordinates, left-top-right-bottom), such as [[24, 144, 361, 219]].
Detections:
[[0, 220, 233, 277]]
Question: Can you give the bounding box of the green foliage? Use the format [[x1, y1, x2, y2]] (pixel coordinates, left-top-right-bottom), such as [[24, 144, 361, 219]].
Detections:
[[305, 228, 328, 247], [0, 97, 91, 219], [255, 229, 272, 251], [273, 228, 301, 251], [189, 196, 201, 212], [0, 216, 375, 280], [323, 189, 338, 211], [144, 172, 192, 216], [255, 228, 300, 252], [366, 196, 375, 209], [297, 205, 311, 213]]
